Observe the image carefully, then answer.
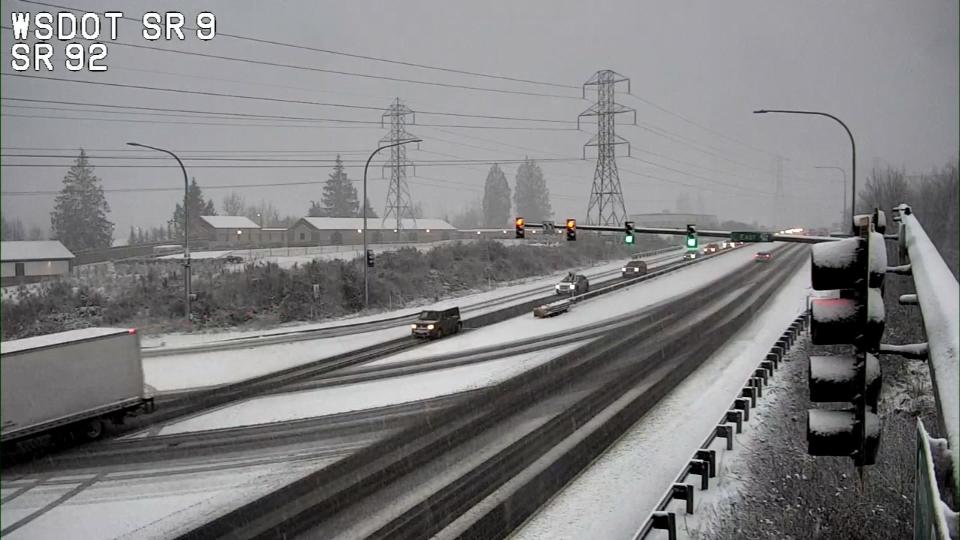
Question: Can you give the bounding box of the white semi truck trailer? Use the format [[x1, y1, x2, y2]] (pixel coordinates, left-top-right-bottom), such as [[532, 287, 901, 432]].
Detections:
[[1, 327, 154, 444]]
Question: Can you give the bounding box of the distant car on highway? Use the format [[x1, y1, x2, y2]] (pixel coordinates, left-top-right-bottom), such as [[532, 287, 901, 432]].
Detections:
[[682, 251, 699, 261], [703, 243, 720, 254], [621, 259, 648, 278], [556, 273, 589, 296], [754, 251, 773, 262], [411, 307, 462, 339]]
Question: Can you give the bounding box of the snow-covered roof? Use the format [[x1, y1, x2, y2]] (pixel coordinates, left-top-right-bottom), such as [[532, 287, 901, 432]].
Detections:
[[298, 217, 456, 231], [0, 241, 75, 262], [199, 216, 260, 229], [1, 327, 132, 355]]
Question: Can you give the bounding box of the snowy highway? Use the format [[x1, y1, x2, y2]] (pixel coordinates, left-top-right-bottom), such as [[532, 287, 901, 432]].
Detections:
[[1, 243, 811, 539]]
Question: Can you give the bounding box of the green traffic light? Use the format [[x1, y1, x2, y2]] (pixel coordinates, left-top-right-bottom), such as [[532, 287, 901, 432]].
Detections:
[[625, 234, 634, 245], [686, 236, 697, 248]]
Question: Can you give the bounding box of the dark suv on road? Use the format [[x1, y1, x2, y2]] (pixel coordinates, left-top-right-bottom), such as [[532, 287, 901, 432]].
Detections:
[[621, 259, 648, 278], [411, 307, 462, 339], [556, 273, 589, 296]]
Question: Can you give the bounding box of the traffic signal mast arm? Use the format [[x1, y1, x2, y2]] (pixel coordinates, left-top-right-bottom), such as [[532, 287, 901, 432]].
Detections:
[[519, 222, 840, 245]]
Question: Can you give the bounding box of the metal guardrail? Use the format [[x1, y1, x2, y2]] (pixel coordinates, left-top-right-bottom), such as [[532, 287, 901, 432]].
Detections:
[[894, 204, 959, 536], [633, 312, 808, 539], [916, 420, 954, 540]]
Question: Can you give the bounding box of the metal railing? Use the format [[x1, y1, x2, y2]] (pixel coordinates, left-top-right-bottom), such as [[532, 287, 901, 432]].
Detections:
[[633, 312, 807, 539], [894, 204, 959, 535]]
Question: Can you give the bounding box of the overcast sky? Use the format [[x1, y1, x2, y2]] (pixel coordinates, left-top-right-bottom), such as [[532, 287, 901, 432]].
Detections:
[[2, 0, 957, 240]]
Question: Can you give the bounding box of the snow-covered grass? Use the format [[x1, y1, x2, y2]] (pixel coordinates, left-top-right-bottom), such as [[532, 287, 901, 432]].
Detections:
[[1, 456, 335, 540], [142, 327, 410, 393], [152, 340, 591, 436], [512, 256, 810, 540]]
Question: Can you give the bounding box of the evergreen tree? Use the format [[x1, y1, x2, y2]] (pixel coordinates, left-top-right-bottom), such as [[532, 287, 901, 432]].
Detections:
[[127, 226, 137, 246], [137, 228, 146, 244], [221, 192, 246, 215], [308, 200, 328, 217], [168, 178, 215, 240], [1, 217, 26, 240], [50, 150, 115, 250], [362, 198, 378, 219], [27, 225, 44, 241], [513, 158, 552, 222], [482, 164, 511, 227], [319, 155, 360, 217]]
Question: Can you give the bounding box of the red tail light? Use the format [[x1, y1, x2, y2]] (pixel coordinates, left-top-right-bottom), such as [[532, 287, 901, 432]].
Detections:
[[128, 328, 138, 335]]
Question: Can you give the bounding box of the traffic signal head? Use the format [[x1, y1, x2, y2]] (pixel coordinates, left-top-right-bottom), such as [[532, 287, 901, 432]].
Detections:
[[806, 228, 887, 466], [624, 221, 635, 244], [515, 217, 525, 239], [565, 219, 576, 241], [685, 224, 698, 249], [366, 249, 375, 268]]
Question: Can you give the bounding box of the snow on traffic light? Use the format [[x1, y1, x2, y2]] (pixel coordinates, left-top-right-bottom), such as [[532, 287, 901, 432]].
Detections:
[[807, 226, 887, 467], [515, 217, 525, 239]]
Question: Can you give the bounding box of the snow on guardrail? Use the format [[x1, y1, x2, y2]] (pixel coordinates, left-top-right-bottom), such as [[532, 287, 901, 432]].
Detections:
[[897, 205, 960, 506]]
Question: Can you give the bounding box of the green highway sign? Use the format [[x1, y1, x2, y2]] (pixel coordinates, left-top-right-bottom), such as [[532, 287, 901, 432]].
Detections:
[[731, 231, 774, 243]]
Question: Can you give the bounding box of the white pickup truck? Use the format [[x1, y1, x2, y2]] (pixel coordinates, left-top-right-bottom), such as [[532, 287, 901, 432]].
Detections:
[[1, 327, 154, 444]]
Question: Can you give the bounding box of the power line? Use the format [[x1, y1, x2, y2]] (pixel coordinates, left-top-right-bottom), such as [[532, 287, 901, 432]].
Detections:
[[0, 111, 576, 131], [624, 92, 782, 159], [1, 75, 576, 126], [0, 146, 372, 155], [0, 23, 579, 101], [0, 158, 584, 169], [19, 0, 582, 92]]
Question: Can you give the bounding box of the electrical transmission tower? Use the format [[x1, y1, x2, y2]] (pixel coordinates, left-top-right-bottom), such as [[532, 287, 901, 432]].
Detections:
[[579, 70, 636, 226], [381, 97, 417, 232]]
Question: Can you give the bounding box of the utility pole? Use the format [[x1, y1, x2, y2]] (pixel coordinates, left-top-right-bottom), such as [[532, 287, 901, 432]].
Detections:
[[380, 98, 418, 237], [579, 70, 636, 226], [775, 156, 784, 229], [126, 142, 191, 322]]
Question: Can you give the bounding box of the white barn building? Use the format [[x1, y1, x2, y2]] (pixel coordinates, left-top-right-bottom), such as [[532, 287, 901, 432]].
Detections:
[[1, 241, 75, 286]]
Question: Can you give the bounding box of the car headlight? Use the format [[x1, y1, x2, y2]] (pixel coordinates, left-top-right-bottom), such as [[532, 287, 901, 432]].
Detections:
[[621, 267, 626, 271], [410, 324, 417, 329], [427, 324, 435, 330]]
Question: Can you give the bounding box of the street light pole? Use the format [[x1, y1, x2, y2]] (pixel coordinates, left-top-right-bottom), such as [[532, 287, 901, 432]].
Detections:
[[362, 138, 422, 309], [126, 142, 192, 321], [815, 166, 848, 230], [753, 109, 856, 233]]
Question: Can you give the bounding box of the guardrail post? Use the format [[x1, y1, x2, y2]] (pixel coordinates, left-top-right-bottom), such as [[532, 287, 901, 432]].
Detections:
[[770, 346, 785, 363], [761, 360, 775, 375], [776, 339, 789, 354], [750, 377, 764, 398], [766, 352, 780, 369], [742, 386, 758, 408], [716, 424, 735, 450], [651, 511, 677, 540], [671, 483, 695, 514], [734, 398, 751, 421], [754, 367, 769, 385], [726, 410, 744, 433], [695, 449, 717, 477], [689, 459, 710, 490]]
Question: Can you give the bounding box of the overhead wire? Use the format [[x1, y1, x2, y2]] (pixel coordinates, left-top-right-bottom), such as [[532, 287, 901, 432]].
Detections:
[[19, 0, 582, 92]]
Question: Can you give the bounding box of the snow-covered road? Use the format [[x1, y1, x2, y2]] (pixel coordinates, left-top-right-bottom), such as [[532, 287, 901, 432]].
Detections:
[[141, 250, 682, 393], [512, 257, 811, 540], [147, 244, 773, 433]]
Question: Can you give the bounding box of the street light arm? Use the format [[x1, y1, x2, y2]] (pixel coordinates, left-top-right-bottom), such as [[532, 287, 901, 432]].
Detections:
[[361, 137, 422, 309], [127, 141, 192, 320], [752, 109, 856, 233]]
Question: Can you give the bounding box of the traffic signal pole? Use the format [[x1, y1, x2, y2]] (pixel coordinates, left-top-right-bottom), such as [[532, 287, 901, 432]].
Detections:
[[516, 221, 840, 245]]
